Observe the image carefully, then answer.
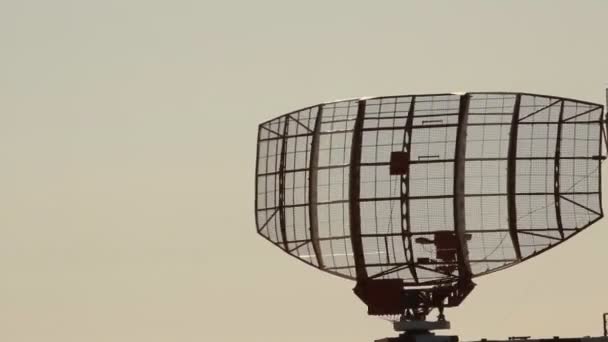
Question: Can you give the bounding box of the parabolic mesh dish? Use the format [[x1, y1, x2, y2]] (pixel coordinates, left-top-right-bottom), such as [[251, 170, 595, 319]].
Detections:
[[255, 92, 605, 286]]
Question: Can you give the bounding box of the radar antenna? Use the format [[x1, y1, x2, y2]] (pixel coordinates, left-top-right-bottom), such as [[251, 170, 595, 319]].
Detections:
[[255, 91, 606, 342]]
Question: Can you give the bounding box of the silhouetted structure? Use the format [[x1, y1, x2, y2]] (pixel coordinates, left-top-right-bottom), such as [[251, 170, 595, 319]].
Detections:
[[255, 92, 606, 341]]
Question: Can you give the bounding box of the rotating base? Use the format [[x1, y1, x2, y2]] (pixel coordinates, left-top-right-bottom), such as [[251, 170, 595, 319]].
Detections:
[[375, 335, 608, 342], [375, 332, 458, 342], [376, 319, 456, 342], [394, 319, 451, 332]]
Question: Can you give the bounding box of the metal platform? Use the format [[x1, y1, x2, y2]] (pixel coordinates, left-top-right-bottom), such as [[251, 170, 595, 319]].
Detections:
[[469, 337, 608, 342], [376, 336, 608, 342], [376, 312, 608, 342]]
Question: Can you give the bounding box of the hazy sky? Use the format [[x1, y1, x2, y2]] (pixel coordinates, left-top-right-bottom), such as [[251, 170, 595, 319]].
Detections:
[[1, 1, 608, 341]]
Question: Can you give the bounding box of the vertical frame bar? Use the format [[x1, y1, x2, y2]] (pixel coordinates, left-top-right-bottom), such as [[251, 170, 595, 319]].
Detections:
[[278, 117, 290, 250], [599, 104, 606, 219], [507, 94, 523, 260], [254, 125, 262, 232], [349, 99, 368, 280], [554, 100, 565, 239], [399, 96, 419, 283], [454, 94, 472, 278], [309, 105, 324, 268]]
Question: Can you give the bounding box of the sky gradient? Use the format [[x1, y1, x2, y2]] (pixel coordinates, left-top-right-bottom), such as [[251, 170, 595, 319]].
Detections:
[[1, 1, 608, 341]]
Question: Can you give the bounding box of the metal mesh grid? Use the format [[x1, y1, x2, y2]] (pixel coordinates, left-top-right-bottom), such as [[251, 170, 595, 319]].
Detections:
[[255, 92, 605, 285]]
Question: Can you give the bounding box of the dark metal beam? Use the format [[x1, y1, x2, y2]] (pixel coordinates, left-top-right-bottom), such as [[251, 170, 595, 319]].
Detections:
[[507, 94, 523, 260], [383, 236, 390, 263], [560, 195, 602, 217], [288, 240, 309, 253], [260, 191, 600, 211], [278, 117, 290, 250], [308, 105, 324, 268], [554, 100, 565, 239], [349, 99, 368, 280], [288, 114, 315, 133], [602, 92, 607, 222], [605, 88, 608, 151], [283, 226, 581, 244], [369, 264, 411, 279], [258, 119, 601, 142], [453, 94, 472, 278], [356, 120, 600, 132], [257, 208, 279, 233], [260, 125, 283, 137], [328, 259, 516, 271], [399, 96, 419, 283], [563, 105, 602, 122], [602, 120, 608, 152], [519, 230, 562, 241], [257, 155, 598, 177], [518, 99, 561, 122], [415, 264, 459, 278]]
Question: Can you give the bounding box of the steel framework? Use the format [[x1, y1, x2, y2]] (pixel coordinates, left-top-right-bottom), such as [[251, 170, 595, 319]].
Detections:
[[255, 92, 605, 316]]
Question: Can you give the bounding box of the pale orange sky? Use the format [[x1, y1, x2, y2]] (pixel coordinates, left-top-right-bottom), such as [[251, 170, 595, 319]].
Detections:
[[1, 1, 608, 341]]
